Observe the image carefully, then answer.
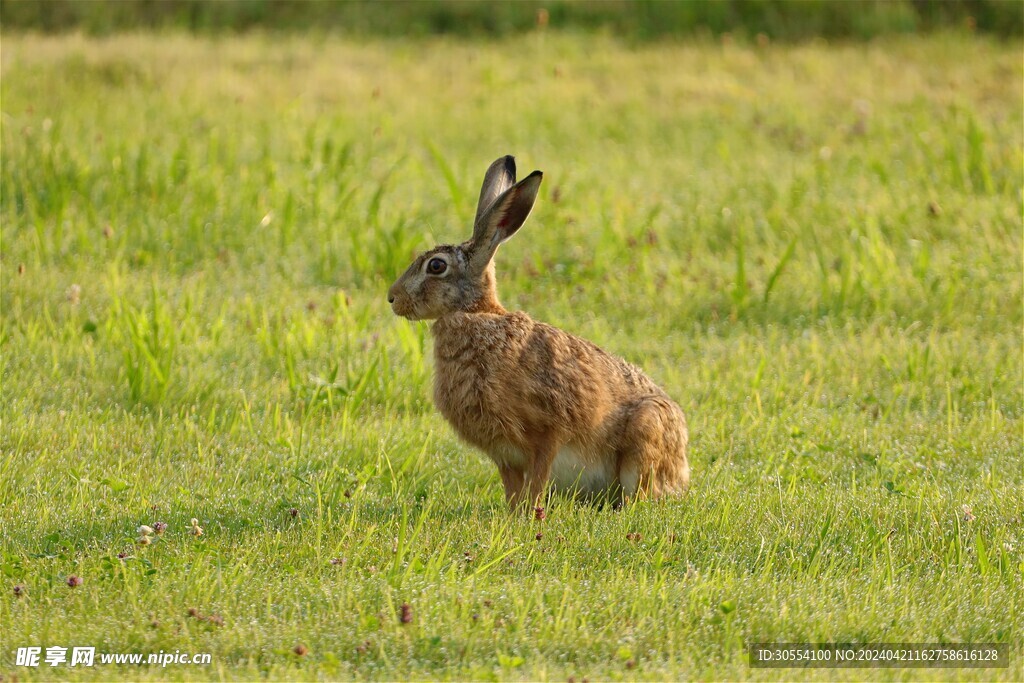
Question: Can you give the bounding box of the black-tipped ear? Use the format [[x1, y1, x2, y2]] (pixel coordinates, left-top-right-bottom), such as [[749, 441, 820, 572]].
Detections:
[[475, 155, 517, 225], [469, 170, 543, 271]]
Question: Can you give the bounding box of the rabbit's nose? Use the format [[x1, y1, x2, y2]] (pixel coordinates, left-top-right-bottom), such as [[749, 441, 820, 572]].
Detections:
[[387, 293, 395, 304]]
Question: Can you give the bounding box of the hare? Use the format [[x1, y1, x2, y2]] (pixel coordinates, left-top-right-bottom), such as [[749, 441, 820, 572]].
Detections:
[[388, 155, 689, 509]]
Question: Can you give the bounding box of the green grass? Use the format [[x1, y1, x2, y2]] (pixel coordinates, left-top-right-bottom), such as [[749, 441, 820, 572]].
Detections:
[[2, 0, 1022, 40], [1, 31, 1022, 681]]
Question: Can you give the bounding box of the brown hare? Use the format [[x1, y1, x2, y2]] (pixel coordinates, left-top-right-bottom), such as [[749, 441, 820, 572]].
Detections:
[[388, 156, 689, 509]]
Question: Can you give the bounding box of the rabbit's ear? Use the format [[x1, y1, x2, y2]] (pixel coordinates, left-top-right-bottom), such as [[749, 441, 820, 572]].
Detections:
[[469, 170, 543, 271], [476, 156, 518, 225]]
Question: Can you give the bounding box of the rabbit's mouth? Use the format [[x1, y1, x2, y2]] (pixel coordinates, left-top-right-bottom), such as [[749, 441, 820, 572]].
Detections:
[[388, 283, 416, 318], [390, 299, 419, 320]]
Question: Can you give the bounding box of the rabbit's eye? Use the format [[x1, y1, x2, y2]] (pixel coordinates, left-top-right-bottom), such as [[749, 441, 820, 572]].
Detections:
[[426, 258, 447, 275]]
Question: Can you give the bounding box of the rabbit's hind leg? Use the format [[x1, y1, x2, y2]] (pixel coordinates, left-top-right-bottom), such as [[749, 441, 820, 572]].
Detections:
[[616, 396, 690, 501]]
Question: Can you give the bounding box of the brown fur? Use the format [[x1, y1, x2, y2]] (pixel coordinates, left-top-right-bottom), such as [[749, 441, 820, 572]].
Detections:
[[388, 156, 689, 508]]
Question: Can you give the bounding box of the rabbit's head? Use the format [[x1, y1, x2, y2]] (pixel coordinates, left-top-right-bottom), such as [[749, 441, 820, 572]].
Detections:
[[388, 156, 542, 320]]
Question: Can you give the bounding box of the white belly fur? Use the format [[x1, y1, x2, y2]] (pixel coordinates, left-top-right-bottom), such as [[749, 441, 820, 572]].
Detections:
[[488, 441, 527, 467], [486, 443, 616, 495], [549, 445, 615, 495]]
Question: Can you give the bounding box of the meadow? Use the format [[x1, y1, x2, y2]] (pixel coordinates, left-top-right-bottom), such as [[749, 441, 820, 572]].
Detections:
[[1, 30, 1022, 681]]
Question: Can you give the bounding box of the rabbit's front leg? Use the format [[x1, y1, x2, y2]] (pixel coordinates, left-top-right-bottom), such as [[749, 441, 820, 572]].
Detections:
[[498, 465, 525, 508], [524, 435, 558, 507]]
